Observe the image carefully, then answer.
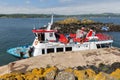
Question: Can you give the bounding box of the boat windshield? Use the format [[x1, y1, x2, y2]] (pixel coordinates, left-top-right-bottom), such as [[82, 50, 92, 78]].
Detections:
[[37, 33, 45, 42]]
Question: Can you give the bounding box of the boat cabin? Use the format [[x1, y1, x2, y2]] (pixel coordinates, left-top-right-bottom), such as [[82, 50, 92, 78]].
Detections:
[[32, 29, 57, 42]]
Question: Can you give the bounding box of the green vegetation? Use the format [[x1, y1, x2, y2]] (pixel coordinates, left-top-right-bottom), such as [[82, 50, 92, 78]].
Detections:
[[56, 17, 94, 24], [0, 13, 120, 18], [0, 14, 66, 18]]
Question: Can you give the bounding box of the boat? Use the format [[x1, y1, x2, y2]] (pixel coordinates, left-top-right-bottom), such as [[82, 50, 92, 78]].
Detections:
[[7, 15, 113, 58]]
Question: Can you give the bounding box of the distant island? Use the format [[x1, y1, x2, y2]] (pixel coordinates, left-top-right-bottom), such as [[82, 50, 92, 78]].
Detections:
[[0, 13, 120, 18]]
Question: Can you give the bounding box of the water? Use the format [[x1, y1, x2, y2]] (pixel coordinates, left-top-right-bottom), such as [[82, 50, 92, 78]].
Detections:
[[0, 17, 120, 66]]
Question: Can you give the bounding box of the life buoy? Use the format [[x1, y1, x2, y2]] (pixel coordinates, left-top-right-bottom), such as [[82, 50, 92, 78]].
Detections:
[[34, 41, 38, 45]]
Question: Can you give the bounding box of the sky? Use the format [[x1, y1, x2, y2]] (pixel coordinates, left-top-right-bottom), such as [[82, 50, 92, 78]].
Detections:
[[0, 0, 120, 15]]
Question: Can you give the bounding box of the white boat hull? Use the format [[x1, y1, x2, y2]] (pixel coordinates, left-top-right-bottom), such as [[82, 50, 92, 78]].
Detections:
[[32, 40, 113, 56]]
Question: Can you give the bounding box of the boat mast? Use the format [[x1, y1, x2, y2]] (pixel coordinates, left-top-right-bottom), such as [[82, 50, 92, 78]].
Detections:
[[47, 14, 53, 30]]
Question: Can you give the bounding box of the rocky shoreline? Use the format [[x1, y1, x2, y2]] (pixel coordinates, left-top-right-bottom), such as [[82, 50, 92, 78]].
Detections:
[[50, 18, 120, 34], [0, 47, 120, 79]]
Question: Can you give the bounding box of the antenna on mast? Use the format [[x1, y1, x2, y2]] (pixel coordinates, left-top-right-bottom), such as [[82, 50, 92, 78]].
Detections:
[[51, 14, 53, 25]]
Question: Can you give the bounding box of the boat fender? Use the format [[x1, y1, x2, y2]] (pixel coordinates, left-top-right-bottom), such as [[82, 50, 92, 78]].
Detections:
[[34, 41, 38, 45]]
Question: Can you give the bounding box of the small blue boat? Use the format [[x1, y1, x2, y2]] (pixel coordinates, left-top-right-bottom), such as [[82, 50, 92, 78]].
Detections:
[[7, 45, 31, 58], [101, 26, 109, 31]]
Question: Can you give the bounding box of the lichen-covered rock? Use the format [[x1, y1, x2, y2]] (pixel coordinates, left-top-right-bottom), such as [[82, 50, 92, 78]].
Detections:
[[111, 62, 120, 71], [31, 68, 39, 75], [31, 67, 44, 76], [110, 68, 120, 79], [15, 75, 24, 80], [95, 72, 116, 80], [73, 70, 85, 80], [44, 70, 56, 80], [43, 66, 58, 80], [25, 70, 44, 80], [56, 18, 80, 24], [55, 71, 75, 80], [85, 69, 96, 79], [64, 67, 73, 73], [1, 64, 120, 80]]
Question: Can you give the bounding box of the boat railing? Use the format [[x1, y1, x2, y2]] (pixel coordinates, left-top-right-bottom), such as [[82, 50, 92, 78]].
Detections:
[[95, 33, 113, 41]]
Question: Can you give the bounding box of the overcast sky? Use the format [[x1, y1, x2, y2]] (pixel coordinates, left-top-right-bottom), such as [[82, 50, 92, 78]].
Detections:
[[0, 0, 120, 15]]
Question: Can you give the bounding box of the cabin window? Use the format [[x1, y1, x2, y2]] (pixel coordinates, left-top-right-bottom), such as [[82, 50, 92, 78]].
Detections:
[[97, 44, 108, 48], [101, 44, 110, 48], [85, 44, 88, 47], [41, 33, 45, 41], [65, 47, 72, 51], [96, 44, 101, 48], [50, 33, 53, 37], [37, 33, 45, 41], [34, 33, 37, 37], [42, 49, 45, 54], [101, 44, 106, 48], [47, 48, 54, 53], [106, 43, 110, 48], [38, 34, 41, 41], [89, 39, 98, 42], [57, 47, 63, 52]]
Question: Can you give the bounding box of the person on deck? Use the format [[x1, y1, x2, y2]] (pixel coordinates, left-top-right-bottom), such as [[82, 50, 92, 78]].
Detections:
[[76, 27, 87, 43], [76, 27, 87, 39]]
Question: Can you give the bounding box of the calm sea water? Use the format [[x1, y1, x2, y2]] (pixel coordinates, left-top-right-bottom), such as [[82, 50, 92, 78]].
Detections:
[[0, 17, 120, 66]]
